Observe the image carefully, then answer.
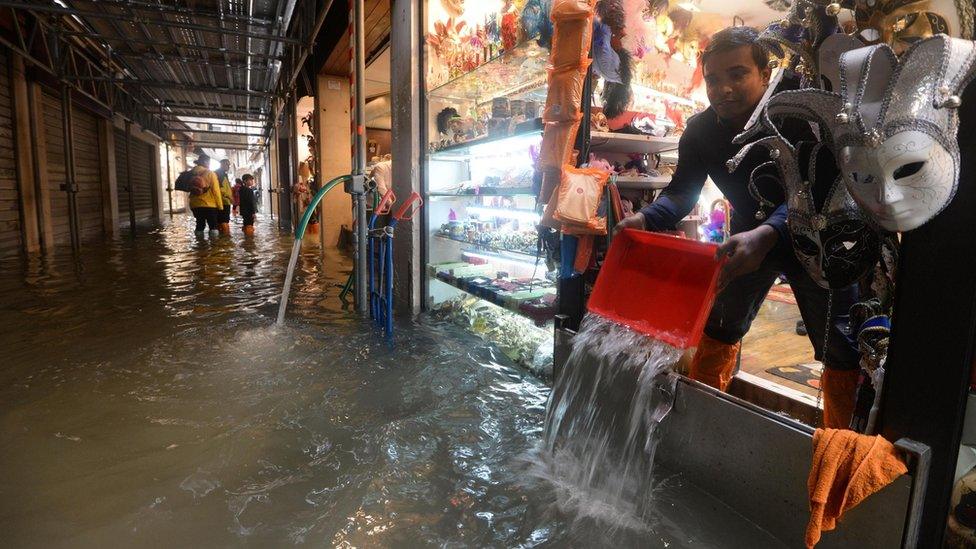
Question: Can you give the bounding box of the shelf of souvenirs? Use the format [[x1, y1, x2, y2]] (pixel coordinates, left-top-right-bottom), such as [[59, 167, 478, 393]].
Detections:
[[428, 262, 558, 326], [430, 121, 542, 156], [427, 38, 550, 104], [434, 232, 540, 262], [433, 210, 540, 261], [589, 131, 680, 155]]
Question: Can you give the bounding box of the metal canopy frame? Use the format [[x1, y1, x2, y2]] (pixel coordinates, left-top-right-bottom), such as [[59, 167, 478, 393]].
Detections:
[[2, 0, 334, 150]]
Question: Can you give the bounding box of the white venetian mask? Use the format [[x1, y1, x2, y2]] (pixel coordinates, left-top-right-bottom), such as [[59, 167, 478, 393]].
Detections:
[[759, 34, 976, 232]]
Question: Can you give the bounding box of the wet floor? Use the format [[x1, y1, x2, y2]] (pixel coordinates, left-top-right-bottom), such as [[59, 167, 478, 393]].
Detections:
[[0, 215, 784, 548]]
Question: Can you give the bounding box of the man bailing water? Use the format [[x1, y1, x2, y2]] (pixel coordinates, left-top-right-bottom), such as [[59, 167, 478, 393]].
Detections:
[[613, 26, 860, 429]]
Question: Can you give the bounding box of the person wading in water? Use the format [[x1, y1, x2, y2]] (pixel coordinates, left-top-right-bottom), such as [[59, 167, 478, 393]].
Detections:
[[188, 154, 223, 238]]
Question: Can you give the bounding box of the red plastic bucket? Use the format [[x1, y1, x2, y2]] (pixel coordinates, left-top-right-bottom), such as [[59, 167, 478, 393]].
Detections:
[[588, 229, 724, 349]]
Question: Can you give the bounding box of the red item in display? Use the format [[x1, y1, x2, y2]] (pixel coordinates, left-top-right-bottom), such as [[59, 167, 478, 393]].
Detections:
[[502, 12, 518, 51], [588, 229, 723, 349]]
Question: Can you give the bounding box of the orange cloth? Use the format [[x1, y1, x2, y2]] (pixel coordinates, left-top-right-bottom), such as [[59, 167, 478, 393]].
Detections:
[[805, 429, 908, 548], [573, 235, 594, 273], [688, 334, 739, 391], [820, 368, 859, 429]]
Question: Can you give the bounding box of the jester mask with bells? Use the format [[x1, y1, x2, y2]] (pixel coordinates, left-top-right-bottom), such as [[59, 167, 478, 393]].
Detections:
[[853, 0, 974, 49], [754, 34, 976, 233], [728, 136, 881, 290], [757, 0, 851, 83]]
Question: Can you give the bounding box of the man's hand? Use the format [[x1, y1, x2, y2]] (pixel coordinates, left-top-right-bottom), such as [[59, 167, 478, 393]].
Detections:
[[714, 225, 778, 290], [613, 212, 646, 237]]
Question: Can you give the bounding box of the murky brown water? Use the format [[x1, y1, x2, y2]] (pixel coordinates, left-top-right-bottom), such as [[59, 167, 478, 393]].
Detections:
[[0, 214, 783, 548]]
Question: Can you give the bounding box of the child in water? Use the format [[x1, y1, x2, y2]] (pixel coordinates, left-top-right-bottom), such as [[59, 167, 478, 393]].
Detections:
[[239, 174, 258, 236]]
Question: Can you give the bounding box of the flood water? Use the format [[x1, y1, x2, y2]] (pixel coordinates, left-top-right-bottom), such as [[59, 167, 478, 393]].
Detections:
[[0, 215, 784, 548]]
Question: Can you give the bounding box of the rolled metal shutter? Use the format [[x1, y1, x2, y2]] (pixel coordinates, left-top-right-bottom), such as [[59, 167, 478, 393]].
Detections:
[[115, 130, 155, 224], [0, 50, 21, 257], [131, 140, 154, 218], [42, 91, 70, 246], [72, 107, 102, 239]]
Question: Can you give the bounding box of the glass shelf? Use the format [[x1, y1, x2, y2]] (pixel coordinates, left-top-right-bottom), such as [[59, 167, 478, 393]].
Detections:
[[589, 131, 679, 155], [434, 233, 541, 261], [429, 187, 536, 197], [614, 175, 671, 190], [430, 272, 557, 324], [428, 39, 549, 104], [430, 123, 542, 157]]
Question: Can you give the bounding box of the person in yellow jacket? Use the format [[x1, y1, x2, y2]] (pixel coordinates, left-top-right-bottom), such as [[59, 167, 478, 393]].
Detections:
[[188, 154, 223, 237], [214, 159, 234, 235]]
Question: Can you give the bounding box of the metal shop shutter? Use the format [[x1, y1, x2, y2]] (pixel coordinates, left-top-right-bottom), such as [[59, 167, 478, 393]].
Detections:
[[42, 91, 70, 246], [0, 50, 21, 257], [115, 130, 155, 225], [71, 106, 102, 239]]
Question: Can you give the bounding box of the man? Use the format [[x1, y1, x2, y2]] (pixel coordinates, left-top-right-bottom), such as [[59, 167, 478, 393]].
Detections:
[[239, 174, 258, 236], [188, 154, 223, 238], [613, 26, 859, 428], [214, 159, 234, 235]]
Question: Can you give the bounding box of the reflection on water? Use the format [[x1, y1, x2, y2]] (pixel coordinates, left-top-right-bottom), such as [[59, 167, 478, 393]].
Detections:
[[0, 215, 781, 548]]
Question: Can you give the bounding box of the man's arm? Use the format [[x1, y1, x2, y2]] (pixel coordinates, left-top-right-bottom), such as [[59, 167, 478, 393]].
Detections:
[[762, 203, 789, 246]]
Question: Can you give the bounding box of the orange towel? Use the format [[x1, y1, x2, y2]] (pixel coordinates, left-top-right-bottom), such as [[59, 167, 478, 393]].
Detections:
[[805, 428, 908, 548], [820, 368, 859, 429], [688, 334, 739, 391]]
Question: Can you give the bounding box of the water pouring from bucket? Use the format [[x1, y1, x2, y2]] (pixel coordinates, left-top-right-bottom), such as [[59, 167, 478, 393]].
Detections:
[[536, 230, 724, 527]]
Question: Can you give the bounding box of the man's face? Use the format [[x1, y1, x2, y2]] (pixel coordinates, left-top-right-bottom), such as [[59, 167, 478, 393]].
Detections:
[[220, 161, 230, 171], [244, 178, 255, 188], [703, 45, 770, 123]]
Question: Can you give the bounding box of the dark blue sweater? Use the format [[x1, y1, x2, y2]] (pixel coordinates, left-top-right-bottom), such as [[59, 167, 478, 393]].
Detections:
[[639, 107, 810, 272]]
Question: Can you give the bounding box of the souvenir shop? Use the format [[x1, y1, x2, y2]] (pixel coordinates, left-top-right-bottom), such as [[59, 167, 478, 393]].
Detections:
[[416, 0, 976, 541]]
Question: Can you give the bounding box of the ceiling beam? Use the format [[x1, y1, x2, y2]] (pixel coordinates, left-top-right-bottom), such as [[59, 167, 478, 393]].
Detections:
[[69, 77, 279, 98], [88, 0, 275, 26], [60, 31, 285, 61], [163, 128, 267, 137], [0, 3, 298, 44]]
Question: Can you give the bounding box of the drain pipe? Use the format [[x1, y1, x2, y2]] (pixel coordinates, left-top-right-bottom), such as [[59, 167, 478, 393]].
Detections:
[[349, 0, 368, 313], [125, 119, 136, 235], [59, 82, 80, 253], [165, 143, 173, 218]]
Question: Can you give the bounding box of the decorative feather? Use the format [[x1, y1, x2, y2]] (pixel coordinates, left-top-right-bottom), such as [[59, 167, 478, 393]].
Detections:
[[537, 0, 553, 49], [521, 0, 544, 38], [595, 0, 625, 35], [502, 11, 519, 51], [621, 0, 648, 50], [601, 48, 633, 118], [592, 21, 622, 82]]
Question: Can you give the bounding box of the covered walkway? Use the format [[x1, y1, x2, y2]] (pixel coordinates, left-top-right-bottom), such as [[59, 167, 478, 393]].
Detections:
[[0, 0, 340, 255]]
